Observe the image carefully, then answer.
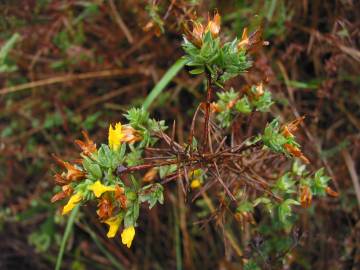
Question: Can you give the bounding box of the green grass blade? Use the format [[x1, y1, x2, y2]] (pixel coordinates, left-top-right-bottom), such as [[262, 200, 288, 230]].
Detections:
[[142, 57, 187, 111], [266, 0, 278, 20], [0, 32, 20, 61], [55, 206, 79, 270]]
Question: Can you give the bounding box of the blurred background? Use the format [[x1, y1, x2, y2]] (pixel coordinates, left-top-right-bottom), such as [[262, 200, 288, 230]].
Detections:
[[0, 0, 359, 269]]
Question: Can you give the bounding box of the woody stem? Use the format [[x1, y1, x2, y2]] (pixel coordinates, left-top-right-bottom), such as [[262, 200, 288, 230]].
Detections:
[[203, 72, 213, 153]]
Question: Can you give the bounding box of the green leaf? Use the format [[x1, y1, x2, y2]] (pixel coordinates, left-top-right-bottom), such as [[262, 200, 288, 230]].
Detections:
[[274, 173, 295, 194], [235, 96, 252, 114], [125, 148, 143, 166], [124, 200, 140, 227], [217, 88, 239, 110], [292, 160, 306, 176], [253, 197, 271, 206], [278, 199, 300, 224], [97, 144, 111, 168], [116, 143, 127, 162], [106, 168, 116, 184], [250, 88, 273, 112], [124, 107, 150, 127], [125, 190, 137, 201], [159, 164, 177, 179], [139, 183, 164, 209], [237, 201, 254, 213], [311, 168, 330, 196], [82, 156, 102, 179], [88, 163, 102, 179], [148, 119, 167, 133], [253, 197, 273, 214], [189, 68, 204, 75], [261, 118, 294, 154], [216, 109, 233, 128]]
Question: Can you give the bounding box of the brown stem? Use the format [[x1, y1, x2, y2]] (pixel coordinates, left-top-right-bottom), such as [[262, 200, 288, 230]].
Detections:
[[116, 160, 177, 175], [203, 72, 213, 153]]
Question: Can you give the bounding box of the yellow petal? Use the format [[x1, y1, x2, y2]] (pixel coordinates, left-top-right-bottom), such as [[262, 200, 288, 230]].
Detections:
[[190, 179, 201, 189], [121, 226, 135, 248], [88, 180, 115, 198], [108, 122, 123, 151], [104, 215, 122, 238], [62, 192, 82, 215]]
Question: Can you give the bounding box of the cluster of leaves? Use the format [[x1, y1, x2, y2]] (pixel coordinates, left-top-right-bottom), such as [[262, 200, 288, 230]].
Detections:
[[182, 14, 251, 85], [237, 161, 334, 269], [261, 119, 299, 153], [214, 85, 273, 128], [124, 108, 167, 149], [260, 118, 309, 163]]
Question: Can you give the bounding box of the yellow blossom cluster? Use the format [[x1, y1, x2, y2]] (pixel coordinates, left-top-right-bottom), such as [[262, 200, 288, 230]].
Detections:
[[53, 122, 141, 248]]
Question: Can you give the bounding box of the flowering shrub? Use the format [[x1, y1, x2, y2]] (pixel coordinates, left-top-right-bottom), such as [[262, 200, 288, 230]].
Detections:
[[51, 12, 337, 259], [52, 111, 166, 248]]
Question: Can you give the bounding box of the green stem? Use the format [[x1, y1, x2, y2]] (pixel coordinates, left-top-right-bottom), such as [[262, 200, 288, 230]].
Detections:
[[55, 206, 79, 270]]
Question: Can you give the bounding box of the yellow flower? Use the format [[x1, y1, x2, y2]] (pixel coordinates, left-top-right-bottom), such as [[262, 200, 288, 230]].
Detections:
[[104, 215, 122, 238], [88, 180, 115, 198], [190, 179, 201, 189], [121, 226, 135, 248], [62, 192, 82, 215], [108, 122, 123, 151], [189, 169, 202, 189]]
